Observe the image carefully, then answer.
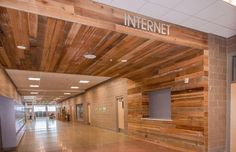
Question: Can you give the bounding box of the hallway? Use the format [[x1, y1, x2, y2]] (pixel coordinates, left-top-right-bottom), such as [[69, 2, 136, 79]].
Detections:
[[16, 118, 178, 152]]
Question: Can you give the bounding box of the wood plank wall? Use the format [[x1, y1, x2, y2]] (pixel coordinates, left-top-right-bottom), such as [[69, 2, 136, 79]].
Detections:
[[127, 49, 208, 152], [0, 68, 21, 102]]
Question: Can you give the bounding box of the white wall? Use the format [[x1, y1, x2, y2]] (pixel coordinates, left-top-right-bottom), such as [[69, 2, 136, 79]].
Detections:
[[0, 96, 17, 149]]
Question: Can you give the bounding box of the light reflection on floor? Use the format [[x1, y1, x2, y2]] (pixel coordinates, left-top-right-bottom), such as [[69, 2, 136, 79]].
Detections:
[[16, 117, 179, 152], [27, 117, 57, 132]]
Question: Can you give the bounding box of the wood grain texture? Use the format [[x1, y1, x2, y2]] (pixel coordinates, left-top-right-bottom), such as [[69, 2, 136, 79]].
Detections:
[[0, 0, 208, 49], [0, 1, 210, 151], [0, 7, 206, 81], [127, 49, 208, 152]]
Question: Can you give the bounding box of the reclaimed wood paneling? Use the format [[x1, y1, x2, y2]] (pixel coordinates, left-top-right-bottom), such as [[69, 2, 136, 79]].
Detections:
[[0, 7, 206, 81], [127, 49, 208, 152], [0, 1, 209, 151], [0, 0, 208, 49]]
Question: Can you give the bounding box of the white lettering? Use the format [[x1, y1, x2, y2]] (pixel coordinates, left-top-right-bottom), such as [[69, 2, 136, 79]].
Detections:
[[124, 13, 170, 36], [154, 22, 161, 34], [136, 16, 141, 29], [141, 18, 147, 30], [127, 14, 136, 28], [147, 20, 154, 32]]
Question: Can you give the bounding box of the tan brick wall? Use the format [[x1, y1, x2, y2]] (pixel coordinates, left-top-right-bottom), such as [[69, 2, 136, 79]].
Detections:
[[60, 78, 128, 132], [208, 34, 227, 152]]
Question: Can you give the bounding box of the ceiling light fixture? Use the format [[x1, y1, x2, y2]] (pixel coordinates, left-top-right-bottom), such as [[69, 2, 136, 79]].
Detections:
[[28, 77, 40, 81], [71, 86, 79, 89], [30, 92, 39, 95], [79, 80, 90, 83], [121, 59, 128, 63], [223, 0, 236, 6], [17, 45, 27, 50], [29, 85, 39, 88], [84, 53, 96, 59], [64, 93, 71, 95]]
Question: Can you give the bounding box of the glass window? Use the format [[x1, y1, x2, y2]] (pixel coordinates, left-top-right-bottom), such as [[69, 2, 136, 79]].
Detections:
[[47, 106, 56, 112], [34, 105, 46, 112]]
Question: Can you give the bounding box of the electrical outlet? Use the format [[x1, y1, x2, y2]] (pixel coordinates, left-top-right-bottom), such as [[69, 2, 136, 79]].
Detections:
[[184, 78, 189, 84]]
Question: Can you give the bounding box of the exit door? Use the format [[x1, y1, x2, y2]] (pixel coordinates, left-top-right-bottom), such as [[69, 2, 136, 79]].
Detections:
[[116, 96, 124, 131]]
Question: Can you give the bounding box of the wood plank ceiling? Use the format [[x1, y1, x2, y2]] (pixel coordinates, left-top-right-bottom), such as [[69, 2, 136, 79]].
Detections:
[[0, 7, 202, 81]]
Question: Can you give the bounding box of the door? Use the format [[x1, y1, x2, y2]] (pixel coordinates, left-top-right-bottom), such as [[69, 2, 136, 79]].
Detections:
[[76, 104, 84, 121], [117, 96, 124, 130], [87, 104, 91, 124], [231, 83, 236, 152]]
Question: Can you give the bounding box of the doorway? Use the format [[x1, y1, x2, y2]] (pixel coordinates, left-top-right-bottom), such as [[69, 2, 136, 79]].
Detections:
[[87, 104, 91, 125], [116, 96, 124, 131], [231, 83, 236, 152], [76, 104, 84, 121]]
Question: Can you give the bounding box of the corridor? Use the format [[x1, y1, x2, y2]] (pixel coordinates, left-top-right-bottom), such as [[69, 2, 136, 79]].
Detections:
[[0, 0, 234, 151], [16, 118, 178, 152]]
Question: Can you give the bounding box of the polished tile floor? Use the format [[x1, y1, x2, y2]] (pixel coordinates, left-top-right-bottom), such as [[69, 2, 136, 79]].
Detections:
[[16, 118, 179, 152]]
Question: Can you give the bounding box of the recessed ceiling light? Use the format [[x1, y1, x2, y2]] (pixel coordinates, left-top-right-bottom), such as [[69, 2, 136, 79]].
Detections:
[[30, 92, 38, 95], [121, 59, 128, 63], [29, 85, 39, 88], [79, 80, 90, 83], [84, 53, 96, 59], [223, 0, 236, 6], [17, 45, 27, 50], [28, 77, 40, 81], [71, 86, 79, 89], [64, 93, 71, 95]]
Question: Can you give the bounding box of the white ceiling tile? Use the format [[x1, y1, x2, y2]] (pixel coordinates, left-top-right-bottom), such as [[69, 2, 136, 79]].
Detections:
[[212, 14, 236, 30], [213, 28, 236, 38], [111, 0, 146, 12], [92, 0, 236, 38], [200, 22, 236, 38], [162, 10, 190, 24], [146, 0, 183, 8], [206, 2, 236, 30], [196, 0, 231, 21], [174, 0, 217, 15], [139, 3, 170, 19], [181, 17, 208, 30]]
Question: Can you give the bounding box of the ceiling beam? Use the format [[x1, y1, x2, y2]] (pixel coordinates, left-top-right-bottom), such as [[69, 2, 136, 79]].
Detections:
[[0, 0, 208, 49]]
